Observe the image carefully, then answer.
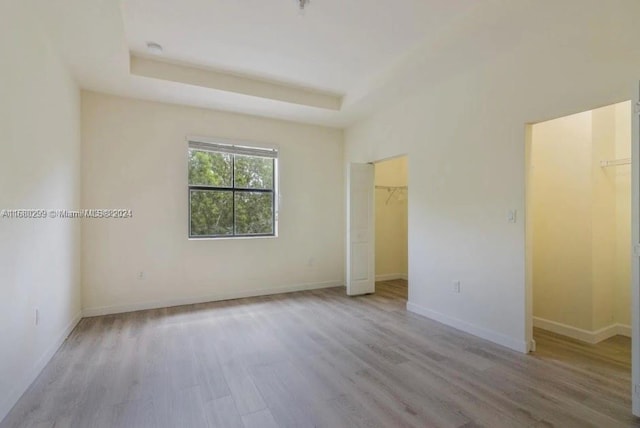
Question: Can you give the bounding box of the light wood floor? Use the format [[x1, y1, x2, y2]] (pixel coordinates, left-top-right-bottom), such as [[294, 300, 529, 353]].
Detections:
[[2, 280, 638, 427]]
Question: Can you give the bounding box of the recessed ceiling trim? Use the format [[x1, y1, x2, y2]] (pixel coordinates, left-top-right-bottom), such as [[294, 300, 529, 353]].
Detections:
[[130, 55, 343, 111]]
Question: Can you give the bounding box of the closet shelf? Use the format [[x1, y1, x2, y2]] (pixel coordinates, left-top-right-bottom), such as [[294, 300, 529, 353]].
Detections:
[[375, 185, 408, 190], [600, 158, 631, 167]]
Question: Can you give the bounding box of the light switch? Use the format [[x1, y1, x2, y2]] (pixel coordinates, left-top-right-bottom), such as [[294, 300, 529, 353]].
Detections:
[[508, 210, 517, 223]]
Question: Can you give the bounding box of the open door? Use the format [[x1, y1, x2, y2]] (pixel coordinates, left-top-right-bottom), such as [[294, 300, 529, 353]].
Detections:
[[632, 84, 640, 417], [346, 163, 375, 296]]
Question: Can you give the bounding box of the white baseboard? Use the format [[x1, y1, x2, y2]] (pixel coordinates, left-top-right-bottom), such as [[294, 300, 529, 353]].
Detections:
[[406, 301, 529, 354], [533, 317, 632, 344], [82, 280, 343, 317], [0, 311, 82, 424], [375, 273, 408, 282], [617, 324, 632, 337]]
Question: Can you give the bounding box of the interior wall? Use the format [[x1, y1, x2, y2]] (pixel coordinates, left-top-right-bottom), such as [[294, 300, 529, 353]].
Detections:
[[531, 111, 594, 331], [81, 91, 344, 315], [591, 105, 618, 331], [344, 0, 640, 352], [615, 102, 632, 327], [374, 157, 408, 279], [530, 102, 631, 336], [0, 0, 82, 422]]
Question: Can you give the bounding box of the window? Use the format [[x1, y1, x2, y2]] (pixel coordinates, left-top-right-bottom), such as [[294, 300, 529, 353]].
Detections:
[[188, 139, 278, 238]]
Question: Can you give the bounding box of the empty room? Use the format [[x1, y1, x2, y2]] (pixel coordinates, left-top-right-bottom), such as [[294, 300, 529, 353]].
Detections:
[[2, 1, 640, 427]]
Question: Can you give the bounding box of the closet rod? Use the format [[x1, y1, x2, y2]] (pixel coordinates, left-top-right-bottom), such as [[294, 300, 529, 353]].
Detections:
[[600, 158, 631, 167], [375, 185, 408, 190], [376, 185, 408, 205]]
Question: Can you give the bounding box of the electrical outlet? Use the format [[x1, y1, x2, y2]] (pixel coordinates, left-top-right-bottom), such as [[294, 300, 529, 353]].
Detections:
[[137, 271, 145, 280], [452, 281, 461, 293], [307, 257, 315, 267]]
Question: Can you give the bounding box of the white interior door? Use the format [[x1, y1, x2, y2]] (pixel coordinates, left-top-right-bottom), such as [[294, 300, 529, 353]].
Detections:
[[346, 163, 375, 296], [632, 84, 640, 416]]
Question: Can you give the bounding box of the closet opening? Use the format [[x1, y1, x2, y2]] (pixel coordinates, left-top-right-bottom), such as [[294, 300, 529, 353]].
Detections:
[[526, 101, 632, 379], [374, 155, 408, 302]]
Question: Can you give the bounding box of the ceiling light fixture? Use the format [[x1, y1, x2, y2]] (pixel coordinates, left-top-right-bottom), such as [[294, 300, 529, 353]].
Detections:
[[146, 42, 163, 55], [298, 0, 310, 10]]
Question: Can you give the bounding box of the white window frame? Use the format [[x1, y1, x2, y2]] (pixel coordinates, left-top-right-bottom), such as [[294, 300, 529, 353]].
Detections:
[[187, 136, 279, 239]]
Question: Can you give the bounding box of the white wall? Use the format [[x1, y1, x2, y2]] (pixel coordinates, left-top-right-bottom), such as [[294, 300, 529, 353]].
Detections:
[[375, 157, 408, 279], [0, 0, 81, 422], [344, 0, 640, 353], [81, 92, 344, 315]]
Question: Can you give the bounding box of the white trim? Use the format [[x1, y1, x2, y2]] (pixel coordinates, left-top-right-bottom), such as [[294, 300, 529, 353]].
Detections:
[[618, 324, 632, 338], [375, 273, 408, 281], [406, 301, 529, 353], [0, 312, 81, 423], [186, 135, 280, 152], [188, 139, 278, 158], [188, 235, 278, 241], [533, 316, 632, 344], [82, 280, 342, 317], [631, 84, 640, 417]]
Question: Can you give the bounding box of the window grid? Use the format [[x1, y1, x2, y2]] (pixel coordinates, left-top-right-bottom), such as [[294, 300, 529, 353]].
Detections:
[[188, 149, 276, 239]]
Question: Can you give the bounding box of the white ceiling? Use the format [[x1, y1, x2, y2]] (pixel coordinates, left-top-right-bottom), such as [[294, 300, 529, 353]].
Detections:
[[123, 0, 476, 95], [34, 0, 494, 127]]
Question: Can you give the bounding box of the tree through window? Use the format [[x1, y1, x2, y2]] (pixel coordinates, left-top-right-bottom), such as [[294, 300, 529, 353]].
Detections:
[[188, 140, 277, 238]]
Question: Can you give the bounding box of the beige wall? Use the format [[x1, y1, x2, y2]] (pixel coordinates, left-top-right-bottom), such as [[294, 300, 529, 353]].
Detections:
[[531, 102, 631, 333], [81, 92, 344, 315], [375, 157, 408, 278], [531, 111, 594, 330], [615, 103, 632, 326], [345, 0, 640, 352], [0, 0, 81, 421], [591, 106, 617, 330]]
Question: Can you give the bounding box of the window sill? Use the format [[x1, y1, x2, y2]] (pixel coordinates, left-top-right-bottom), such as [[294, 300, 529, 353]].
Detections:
[[188, 235, 278, 241]]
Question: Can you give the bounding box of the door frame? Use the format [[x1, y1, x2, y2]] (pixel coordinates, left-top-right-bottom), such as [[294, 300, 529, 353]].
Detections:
[[631, 87, 639, 416]]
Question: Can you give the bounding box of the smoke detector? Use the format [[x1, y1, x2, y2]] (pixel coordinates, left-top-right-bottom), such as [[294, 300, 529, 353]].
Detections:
[[146, 42, 163, 55]]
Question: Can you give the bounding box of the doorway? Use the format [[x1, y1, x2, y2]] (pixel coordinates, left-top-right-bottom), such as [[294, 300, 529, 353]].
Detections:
[[526, 101, 632, 383], [374, 156, 408, 300]]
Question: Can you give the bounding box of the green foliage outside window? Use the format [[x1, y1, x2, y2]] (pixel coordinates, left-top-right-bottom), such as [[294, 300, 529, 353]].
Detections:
[[188, 148, 275, 237]]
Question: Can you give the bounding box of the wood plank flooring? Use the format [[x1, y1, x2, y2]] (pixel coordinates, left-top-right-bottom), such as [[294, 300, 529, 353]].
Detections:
[[2, 279, 638, 427]]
